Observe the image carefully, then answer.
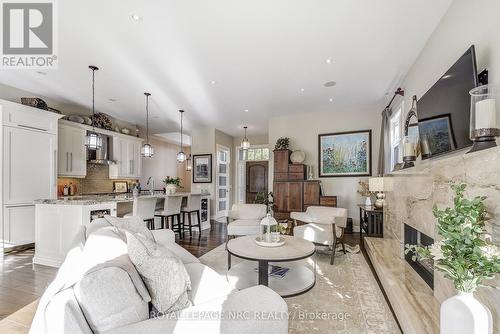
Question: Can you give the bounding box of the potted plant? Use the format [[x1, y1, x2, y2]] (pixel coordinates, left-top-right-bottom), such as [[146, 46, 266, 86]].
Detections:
[[254, 191, 275, 214], [274, 137, 290, 150], [357, 180, 372, 206], [162, 176, 182, 195], [405, 184, 500, 334]]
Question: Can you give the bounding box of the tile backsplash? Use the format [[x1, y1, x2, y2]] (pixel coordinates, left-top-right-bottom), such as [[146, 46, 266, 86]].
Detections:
[[58, 163, 137, 196]]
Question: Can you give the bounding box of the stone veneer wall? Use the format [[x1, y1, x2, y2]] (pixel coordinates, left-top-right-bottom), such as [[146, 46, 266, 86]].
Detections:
[[384, 146, 500, 331]]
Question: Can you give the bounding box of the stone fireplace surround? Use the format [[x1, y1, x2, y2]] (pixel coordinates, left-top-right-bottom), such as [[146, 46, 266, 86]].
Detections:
[[369, 146, 500, 333]]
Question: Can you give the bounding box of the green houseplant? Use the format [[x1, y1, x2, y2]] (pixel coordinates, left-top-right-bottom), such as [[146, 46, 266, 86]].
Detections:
[[405, 183, 500, 334], [162, 176, 182, 195], [274, 137, 290, 150], [254, 191, 275, 213]]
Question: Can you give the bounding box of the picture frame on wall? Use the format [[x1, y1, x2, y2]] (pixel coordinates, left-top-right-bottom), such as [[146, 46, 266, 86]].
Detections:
[[318, 129, 372, 177], [193, 154, 213, 183]]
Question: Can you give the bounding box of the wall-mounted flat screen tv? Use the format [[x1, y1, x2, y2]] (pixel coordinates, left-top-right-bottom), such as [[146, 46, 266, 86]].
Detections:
[[417, 46, 478, 159]]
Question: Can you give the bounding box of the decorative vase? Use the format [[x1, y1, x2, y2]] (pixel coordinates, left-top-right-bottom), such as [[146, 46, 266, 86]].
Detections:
[[441, 292, 492, 334], [165, 184, 177, 195], [365, 196, 372, 207]]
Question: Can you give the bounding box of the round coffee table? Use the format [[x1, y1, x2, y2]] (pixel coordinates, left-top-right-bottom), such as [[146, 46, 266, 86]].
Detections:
[[226, 235, 316, 297]]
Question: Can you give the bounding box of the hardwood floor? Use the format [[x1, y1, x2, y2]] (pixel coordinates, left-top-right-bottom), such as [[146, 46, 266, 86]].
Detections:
[[0, 221, 362, 322]]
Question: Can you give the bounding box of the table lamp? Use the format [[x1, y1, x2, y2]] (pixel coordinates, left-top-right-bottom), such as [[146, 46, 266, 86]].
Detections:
[[369, 177, 385, 209]]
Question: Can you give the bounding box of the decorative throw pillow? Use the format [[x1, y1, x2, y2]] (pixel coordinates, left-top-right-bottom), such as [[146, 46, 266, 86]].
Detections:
[[126, 232, 192, 314], [104, 215, 154, 240]]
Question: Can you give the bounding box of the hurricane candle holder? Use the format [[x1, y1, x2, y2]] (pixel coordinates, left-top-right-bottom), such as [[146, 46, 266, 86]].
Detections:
[[402, 135, 416, 168], [468, 84, 500, 153]]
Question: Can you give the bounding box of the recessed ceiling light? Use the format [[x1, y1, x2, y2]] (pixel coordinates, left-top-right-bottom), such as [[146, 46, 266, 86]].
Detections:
[[324, 81, 337, 87], [329, 98, 333, 102], [131, 14, 141, 21], [210, 80, 217, 85], [109, 98, 117, 102], [326, 58, 332, 64], [244, 109, 249, 113], [36, 71, 46, 75], [300, 88, 305, 92], [442, 74, 452, 79]]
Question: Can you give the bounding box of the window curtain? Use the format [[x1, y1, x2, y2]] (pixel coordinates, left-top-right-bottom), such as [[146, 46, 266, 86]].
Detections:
[[377, 107, 393, 175]]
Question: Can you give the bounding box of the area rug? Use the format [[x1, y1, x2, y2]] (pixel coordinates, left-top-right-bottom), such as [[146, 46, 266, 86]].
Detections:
[[200, 245, 401, 334]]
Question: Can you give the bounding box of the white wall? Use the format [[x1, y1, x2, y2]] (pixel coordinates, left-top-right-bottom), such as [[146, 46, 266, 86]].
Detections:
[[401, 0, 500, 120], [268, 108, 380, 231]]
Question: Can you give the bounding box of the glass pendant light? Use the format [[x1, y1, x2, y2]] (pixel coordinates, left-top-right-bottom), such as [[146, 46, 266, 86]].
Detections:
[[241, 126, 250, 150], [141, 92, 154, 157], [85, 65, 103, 150], [185, 154, 192, 171], [176, 110, 186, 162]]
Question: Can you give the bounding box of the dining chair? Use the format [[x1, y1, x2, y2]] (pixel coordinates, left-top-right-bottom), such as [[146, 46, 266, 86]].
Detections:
[[123, 197, 158, 230], [155, 196, 183, 238], [181, 194, 203, 237]]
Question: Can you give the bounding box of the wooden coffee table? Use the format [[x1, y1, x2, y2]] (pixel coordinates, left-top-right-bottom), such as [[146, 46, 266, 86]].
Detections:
[[226, 235, 316, 297]]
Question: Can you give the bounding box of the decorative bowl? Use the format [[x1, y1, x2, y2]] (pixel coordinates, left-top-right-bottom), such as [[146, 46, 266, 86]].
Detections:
[[67, 115, 85, 124], [121, 128, 131, 135], [290, 150, 306, 164]]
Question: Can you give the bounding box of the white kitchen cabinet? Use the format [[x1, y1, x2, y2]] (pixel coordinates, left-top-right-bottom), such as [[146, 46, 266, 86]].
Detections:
[[58, 124, 87, 177], [109, 136, 142, 179], [3, 204, 35, 246], [3, 126, 57, 204]]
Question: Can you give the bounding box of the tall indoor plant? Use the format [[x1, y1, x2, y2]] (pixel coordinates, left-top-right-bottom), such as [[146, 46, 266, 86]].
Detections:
[[405, 184, 500, 334]]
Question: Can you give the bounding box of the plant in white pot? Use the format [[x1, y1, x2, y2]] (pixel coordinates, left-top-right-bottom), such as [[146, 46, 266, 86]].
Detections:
[[162, 176, 182, 195], [405, 184, 500, 334]]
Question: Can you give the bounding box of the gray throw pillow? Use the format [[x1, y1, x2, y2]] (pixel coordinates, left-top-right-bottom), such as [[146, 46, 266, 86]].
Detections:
[[104, 215, 154, 240], [126, 232, 192, 314]]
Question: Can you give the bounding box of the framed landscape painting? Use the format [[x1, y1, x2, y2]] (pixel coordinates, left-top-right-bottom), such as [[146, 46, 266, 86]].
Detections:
[[318, 130, 372, 177], [193, 154, 212, 183]]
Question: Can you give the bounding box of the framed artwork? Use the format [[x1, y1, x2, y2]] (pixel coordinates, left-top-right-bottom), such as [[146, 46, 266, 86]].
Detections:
[[193, 154, 212, 183], [318, 130, 372, 177], [417, 114, 456, 158], [113, 181, 128, 193]]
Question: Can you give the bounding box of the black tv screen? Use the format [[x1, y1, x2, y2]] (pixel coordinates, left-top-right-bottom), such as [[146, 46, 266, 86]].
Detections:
[[416, 46, 478, 159]]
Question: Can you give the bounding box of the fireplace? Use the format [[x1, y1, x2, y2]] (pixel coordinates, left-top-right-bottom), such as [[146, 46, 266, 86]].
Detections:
[[404, 224, 434, 289]]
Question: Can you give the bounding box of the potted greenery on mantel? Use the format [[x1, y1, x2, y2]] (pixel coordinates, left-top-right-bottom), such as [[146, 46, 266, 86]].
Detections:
[[405, 183, 500, 334], [163, 176, 183, 195]]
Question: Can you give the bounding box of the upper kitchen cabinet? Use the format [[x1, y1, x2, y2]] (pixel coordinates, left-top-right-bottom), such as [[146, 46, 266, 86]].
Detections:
[[58, 123, 87, 177], [109, 136, 142, 179]]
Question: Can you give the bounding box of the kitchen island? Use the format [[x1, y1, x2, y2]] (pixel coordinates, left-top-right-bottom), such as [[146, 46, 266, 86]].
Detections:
[[34, 192, 210, 267]]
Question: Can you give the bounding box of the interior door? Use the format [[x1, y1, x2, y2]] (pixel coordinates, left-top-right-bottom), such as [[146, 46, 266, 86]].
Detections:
[[246, 161, 268, 203], [216, 145, 230, 219]]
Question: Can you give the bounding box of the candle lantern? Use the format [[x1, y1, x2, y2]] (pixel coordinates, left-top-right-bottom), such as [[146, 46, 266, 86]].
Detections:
[[260, 213, 278, 243], [402, 135, 417, 168], [469, 84, 500, 153]]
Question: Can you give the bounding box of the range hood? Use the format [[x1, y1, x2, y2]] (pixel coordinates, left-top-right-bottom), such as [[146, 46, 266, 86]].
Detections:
[[87, 132, 116, 165]]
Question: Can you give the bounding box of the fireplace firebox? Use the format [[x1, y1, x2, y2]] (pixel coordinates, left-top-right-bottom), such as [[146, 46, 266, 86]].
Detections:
[[404, 224, 434, 289]]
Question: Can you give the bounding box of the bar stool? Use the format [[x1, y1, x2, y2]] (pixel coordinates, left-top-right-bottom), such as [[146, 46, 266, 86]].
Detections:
[[155, 196, 183, 238], [181, 194, 202, 237], [123, 197, 158, 230]]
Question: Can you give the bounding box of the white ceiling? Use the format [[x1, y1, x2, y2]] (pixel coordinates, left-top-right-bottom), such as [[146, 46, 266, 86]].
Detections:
[[0, 0, 452, 137]]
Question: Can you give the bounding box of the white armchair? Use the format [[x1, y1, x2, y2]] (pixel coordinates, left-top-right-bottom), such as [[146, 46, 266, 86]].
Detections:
[[226, 204, 267, 241], [292, 206, 348, 265]]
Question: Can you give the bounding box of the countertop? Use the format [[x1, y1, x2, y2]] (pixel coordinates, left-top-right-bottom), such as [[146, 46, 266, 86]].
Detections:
[[35, 192, 210, 206]]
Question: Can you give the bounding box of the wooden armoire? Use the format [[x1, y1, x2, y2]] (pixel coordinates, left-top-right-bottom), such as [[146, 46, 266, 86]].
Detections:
[[273, 150, 337, 221]]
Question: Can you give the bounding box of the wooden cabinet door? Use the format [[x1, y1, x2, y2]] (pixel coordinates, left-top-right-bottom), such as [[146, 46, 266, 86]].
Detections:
[[274, 150, 290, 173], [303, 181, 320, 206], [273, 182, 288, 212], [287, 182, 303, 212]]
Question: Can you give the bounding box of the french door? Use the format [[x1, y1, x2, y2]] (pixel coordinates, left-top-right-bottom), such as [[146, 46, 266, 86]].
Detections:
[[216, 145, 230, 219]]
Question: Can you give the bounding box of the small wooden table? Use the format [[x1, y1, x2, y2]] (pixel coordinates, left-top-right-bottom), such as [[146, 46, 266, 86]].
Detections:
[[226, 235, 316, 297], [359, 205, 384, 240]]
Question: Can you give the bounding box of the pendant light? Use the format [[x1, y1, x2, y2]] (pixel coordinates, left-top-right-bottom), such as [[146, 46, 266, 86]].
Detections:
[[176, 110, 186, 163], [185, 154, 192, 171], [241, 126, 250, 150], [85, 65, 103, 150], [141, 92, 154, 157]]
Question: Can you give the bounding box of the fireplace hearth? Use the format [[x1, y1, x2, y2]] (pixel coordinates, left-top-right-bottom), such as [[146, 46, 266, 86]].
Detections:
[[404, 223, 434, 289]]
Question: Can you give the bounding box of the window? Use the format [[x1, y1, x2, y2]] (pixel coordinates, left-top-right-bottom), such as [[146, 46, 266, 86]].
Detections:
[[238, 147, 270, 161], [390, 107, 402, 170]]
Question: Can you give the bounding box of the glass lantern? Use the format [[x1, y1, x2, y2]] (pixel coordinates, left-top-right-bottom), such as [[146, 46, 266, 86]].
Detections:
[[260, 213, 278, 243], [402, 135, 416, 168], [469, 84, 500, 153]]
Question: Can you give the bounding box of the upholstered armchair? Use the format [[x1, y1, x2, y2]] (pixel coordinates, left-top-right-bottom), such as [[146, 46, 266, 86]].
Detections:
[[291, 206, 348, 264], [226, 204, 267, 242]]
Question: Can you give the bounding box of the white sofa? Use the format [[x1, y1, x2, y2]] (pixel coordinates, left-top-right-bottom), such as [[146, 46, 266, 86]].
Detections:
[[30, 218, 288, 334], [226, 204, 267, 240]]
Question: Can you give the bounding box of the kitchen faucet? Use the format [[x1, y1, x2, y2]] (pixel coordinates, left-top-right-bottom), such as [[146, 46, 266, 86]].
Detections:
[[146, 177, 155, 195]]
